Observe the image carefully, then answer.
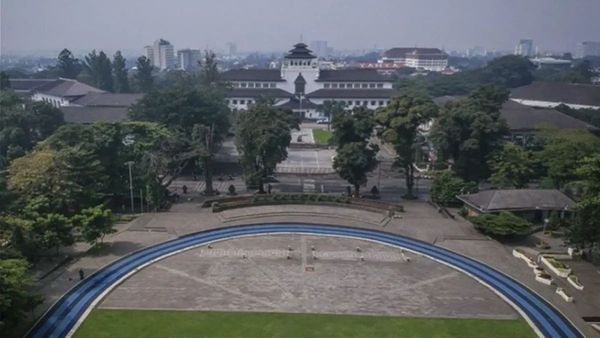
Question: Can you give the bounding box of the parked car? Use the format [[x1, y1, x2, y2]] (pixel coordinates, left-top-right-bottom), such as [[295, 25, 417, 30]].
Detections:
[[316, 118, 329, 124]]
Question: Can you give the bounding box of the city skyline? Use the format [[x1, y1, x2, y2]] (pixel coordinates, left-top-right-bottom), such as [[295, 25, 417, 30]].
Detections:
[[2, 0, 600, 55]]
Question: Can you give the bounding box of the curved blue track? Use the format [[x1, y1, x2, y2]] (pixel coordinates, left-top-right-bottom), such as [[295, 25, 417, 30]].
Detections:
[[26, 223, 582, 338]]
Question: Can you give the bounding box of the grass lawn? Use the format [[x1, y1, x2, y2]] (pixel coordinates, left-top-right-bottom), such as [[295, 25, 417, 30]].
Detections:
[[74, 309, 536, 338], [313, 129, 333, 145]]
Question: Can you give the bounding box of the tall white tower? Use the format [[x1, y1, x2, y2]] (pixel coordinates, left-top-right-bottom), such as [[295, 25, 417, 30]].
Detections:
[[281, 43, 320, 94]]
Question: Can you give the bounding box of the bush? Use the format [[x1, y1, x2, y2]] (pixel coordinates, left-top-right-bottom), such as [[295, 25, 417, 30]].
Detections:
[[470, 211, 532, 237], [430, 171, 477, 206]]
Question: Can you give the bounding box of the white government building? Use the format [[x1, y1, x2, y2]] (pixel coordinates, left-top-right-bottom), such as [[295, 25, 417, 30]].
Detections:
[[221, 43, 398, 119]]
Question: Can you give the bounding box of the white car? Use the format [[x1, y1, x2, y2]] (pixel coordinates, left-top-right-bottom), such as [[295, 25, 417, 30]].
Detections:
[[316, 118, 330, 124]]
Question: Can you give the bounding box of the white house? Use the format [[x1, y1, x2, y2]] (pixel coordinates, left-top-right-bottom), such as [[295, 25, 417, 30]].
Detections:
[[221, 43, 398, 119]]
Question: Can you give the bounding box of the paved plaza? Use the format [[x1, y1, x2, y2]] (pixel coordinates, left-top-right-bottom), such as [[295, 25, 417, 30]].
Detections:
[[100, 234, 517, 319]]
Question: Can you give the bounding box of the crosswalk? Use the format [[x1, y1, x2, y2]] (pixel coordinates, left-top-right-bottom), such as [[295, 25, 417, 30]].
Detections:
[[276, 166, 335, 174]]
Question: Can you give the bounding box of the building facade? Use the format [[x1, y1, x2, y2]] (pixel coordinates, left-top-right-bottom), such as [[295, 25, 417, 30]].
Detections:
[[144, 39, 176, 70], [379, 47, 448, 72], [221, 43, 397, 119], [514, 39, 534, 57], [576, 41, 600, 58], [177, 49, 202, 71]]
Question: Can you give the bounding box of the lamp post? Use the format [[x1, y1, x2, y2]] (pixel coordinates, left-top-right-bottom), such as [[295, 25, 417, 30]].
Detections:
[[125, 161, 135, 213]]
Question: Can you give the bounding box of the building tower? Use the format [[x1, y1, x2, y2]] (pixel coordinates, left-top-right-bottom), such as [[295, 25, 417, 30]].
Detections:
[[515, 39, 534, 57], [281, 43, 319, 94]]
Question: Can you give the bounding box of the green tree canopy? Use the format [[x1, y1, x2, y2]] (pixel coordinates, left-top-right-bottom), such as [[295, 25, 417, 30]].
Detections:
[[430, 86, 509, 182], [112, 51, 130, 93], [332, 106, 374, 145], [489, 143, 537, 188], [134, 56, 154, 93], [333, 142, 378, 196], [430, 170, 477, 206], [471, 211, 532, 238], [56, 48, 82, 79], [376, 93, 438, 198], [536, 128, 600, 188], [82, 50, 113, 91], [235, 100, 299, 193], [0, 258, 43, 329], [72, 205, 115, 245]]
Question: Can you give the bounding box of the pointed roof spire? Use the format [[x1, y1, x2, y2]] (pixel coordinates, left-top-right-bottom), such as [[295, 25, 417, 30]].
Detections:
[[285, 43, 316, 59]]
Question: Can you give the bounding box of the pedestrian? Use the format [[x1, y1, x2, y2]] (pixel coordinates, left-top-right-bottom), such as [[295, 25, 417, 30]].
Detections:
[[78, 269, 85, 281], [267, 184, 272, 194], [182, 185, 188, 194]]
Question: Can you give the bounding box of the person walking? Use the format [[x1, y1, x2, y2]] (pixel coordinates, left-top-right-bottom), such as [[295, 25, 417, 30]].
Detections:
[[78, 269, 85, 281]]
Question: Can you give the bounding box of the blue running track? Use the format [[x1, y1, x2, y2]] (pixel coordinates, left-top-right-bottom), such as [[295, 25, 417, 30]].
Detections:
[[26, 223, 583, 338]]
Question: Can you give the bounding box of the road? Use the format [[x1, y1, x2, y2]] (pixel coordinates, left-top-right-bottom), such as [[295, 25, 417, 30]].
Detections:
[[26, 223, 583, 338]]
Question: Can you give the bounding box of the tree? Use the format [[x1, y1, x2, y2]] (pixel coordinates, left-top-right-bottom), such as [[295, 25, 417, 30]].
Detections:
[[0, 258, 43, 329], [134, 56, 154, 93], [376, 93, 438, 198], [471, 212, 532, 238], [56, 48, 82, 79], [235, 100, 298, 193], [322, 100, 346, 131], [333, 142, 378, 196], [129, 85, 230, 195], [430, 171, 477, 206], [0, 71, 10, 90], [0, 92, 64, 165], [332, 106, 374, 145], [112, 51, 130, 93], [568, 155, 600, 253], [489, 143, 537, 188], [83, 50, 113, 91], [536, 128, 600, 188], [481, 55, 535, 88], [72, 205, 114, 245], [430, 86, 509, 181]]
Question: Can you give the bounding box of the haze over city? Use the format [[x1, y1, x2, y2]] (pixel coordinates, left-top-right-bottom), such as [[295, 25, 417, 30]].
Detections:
[[2, 0, 600, 55]]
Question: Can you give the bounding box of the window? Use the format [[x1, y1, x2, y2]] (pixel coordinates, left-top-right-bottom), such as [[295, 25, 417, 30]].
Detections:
[[263, 83, 269, 88], [371, 101, 376, 106], [339, 83, 346, 88], [248, 100, 252, 104], [347, 83, 353, 88], [369, 83, 375, 88], [361, 83, 368, 88], [354, 83, 361, 88], [248, 83, 254, 88], [232, 82, 240, 88], [377, 83, 383, 88], [332, 83, 338, 89], [233, 100, 238, 104], [379, 100, 384, 106], [355, 100, 361, 105], [240, 100, 245, 104], [241, 83, 247, 88], [363, 101, 368, 106], [269, 83, 276, 88], [254, 83, 260, 88], [324, 83, 330, 89]]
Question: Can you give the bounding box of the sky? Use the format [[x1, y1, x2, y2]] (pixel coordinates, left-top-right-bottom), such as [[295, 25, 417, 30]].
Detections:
[[1, 0, 599, 56]]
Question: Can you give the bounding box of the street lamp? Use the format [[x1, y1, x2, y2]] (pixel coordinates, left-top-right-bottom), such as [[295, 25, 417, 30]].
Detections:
[[125, 161, 135, 213]]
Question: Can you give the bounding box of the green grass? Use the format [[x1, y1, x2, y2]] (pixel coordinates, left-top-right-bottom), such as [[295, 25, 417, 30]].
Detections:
[[74, 309, 536, 338], [313, 129, 333, 145]]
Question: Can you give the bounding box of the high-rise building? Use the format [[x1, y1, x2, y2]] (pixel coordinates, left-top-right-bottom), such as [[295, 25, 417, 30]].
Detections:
[[576, 41, 600, 58], [177, 49, 202, 71], [227, 42, 237, 56], [514, 39, 534, 57], [309, 40, 329, 58], [143, 45, 154, 65], [148, 39, 176, 70]]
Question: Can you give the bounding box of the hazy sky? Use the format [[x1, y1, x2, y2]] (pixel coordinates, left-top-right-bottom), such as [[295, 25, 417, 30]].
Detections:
[[1, 0, 599, 55]]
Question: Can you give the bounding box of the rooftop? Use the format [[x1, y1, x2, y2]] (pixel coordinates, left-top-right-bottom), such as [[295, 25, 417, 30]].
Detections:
[[502, 100, 597, 132], [34, 78, 105, 98], [227, 88, 291, 98], [383, 48, 447, 59], [307, 88, 399, 99], [285, 43, 317, 59], [511, 82, 600, 107], [316, 69, 390, 82], [61, 106, 129, 124], [221, 69, 285, 82], [457, 189, 575, 213], [71, 92, 144, 107]]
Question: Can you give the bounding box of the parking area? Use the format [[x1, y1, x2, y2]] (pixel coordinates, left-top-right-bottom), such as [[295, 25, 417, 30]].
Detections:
[[277, 148, 335, 174]]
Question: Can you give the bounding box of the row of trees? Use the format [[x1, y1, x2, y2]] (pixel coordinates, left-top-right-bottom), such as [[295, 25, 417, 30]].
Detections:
[[41, 48, 155, 93]]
